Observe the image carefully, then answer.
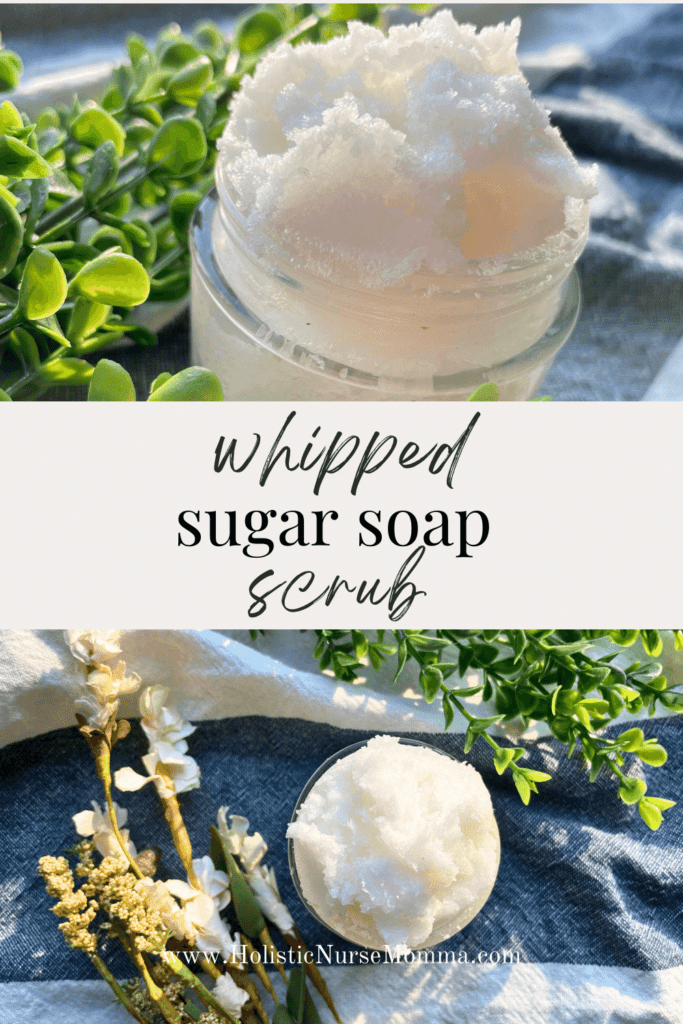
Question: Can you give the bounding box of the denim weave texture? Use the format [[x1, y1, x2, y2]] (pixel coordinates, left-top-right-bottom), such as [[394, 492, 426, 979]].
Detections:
[[0, 716, 681, 982]]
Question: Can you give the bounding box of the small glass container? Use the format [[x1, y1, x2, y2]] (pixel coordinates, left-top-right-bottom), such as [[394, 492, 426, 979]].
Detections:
[[190, 184, 587, 402], [287, 738, 501, 951]]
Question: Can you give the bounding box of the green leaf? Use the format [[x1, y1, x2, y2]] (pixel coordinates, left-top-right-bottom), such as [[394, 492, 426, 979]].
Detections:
[[469, 714, 504, 733], [158, 38, 202, 71], [9, 327, 40, 370], [608, 630, 640, 647], [147, 366, 223, 401], [646, 797, 676, 811], [420, 665, 442, 703], [129, 217, 157, 267], [618, 727, 644, 752], [0, 100, 22, 131], [168, 56, 213, 106], [493, 746, 516, 775], [352, 630, 368, 659], [638, 799, 663, 831], [286, 967, 306, 1024], [660, 690, 683, 712], [273, 1008, 298, 1024], [467, 382, 499, 401], [0, 134, 51, 179], [394, 636, 408, 683], [147, 116, 207, 177], [170, 190, 201, 243], [149, 372, 172, 395], [0, 50, 24, 92], [223, 847, 266, 940], [70, 252, 150, 306], [640, 630, 663, 658], [31, 314, 70, 347], [67, 297, 111, 344], [17, 248, 68, 319], [636, 743, 667, 767], [549, 641, 593, 657], [523, 769, 552, 783], [617, 777, 647, 805], [71, 106, 126, 157], [82, 140, 119, 208], [209, 824, 227, 872], [88, 359, 136, 401], [328, 5, 380, 24], [513, 771, 531, 805], [0, 190, 23, 277], [579, 698, 610, 716], [237, 11, 284, 54], [0, 388, 12, 401], [38, 357, 94, 386]]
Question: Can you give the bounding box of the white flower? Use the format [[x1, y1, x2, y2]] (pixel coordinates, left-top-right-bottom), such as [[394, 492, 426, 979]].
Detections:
[[248, 864, 295, 937], [216, 807, 266, 872], [135, 877, 194, 942], [191, 856, 231, 911], [165, 877, 238, 962], [114, 740, 201, 799], [140, 685, 196, 749], [65, 630, 122, 666], [213, 975, 249, 1019], [72, 801, 137, 861], [74, 690, 112, 731], [216, 808, 295, 937], [75, 660, 141, 730]]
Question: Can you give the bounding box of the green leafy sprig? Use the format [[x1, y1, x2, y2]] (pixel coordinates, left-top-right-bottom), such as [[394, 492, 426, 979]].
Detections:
[[0, 5, 391, 399], [303, 628, 682, 828]]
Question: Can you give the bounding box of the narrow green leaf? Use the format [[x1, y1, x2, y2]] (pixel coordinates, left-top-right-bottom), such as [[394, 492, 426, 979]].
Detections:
[[638, 799, 663, 830], [223, 847, 266, 940], [513, 771, 531, 805], [286, 967, 306, 1024]]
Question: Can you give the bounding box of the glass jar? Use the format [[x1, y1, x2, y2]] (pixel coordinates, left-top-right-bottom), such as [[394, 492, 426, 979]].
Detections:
[[191, 178, 588, 401], [287, 738, 501, 951]]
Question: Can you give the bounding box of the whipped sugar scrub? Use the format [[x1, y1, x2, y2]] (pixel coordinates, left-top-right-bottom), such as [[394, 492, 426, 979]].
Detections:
[[287, 737, 500, 950], [191, 11, 596, 400]]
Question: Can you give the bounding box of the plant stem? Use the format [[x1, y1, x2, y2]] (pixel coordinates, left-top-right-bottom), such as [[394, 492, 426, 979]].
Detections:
[[90, 952, 154, 1024], [125, 941, 184, 1024], [159, 788, 200, 887], [164, 951, 240, 1023], [241, 935, 279, 1004], [102, 771, 145, 880], [150, 244, 185, 278]]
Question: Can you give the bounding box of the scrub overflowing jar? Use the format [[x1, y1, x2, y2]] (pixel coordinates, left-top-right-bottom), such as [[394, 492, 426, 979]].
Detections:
[[287, 736, 501, 951], [191, 11, 595, 401]]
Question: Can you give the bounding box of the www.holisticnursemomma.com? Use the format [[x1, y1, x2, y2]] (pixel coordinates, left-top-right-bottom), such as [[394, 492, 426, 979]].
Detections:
[[163, 946, 521, 966]]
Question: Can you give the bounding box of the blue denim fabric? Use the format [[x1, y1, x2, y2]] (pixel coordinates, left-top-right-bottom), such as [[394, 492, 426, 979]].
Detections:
[[1, 716, 681, 983], [539, 4, 683, 399]]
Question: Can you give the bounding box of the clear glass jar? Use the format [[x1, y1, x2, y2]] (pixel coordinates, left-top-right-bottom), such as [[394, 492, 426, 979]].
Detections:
[[191, 181, 588, 401], [287, 738, 501, 951]]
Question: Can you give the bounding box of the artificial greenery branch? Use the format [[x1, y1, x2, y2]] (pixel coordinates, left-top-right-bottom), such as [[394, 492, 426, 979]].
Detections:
[[1, 5, 395, 398], [297, 628, 682, 827]]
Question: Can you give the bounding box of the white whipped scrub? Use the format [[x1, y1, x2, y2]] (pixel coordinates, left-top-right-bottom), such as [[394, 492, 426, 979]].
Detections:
[[287, 736, 500, 951], [217, 11, 595, 288]]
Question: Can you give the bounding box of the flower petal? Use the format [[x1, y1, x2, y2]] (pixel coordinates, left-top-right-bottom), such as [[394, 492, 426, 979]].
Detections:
[[114, 766, 154, 791]]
